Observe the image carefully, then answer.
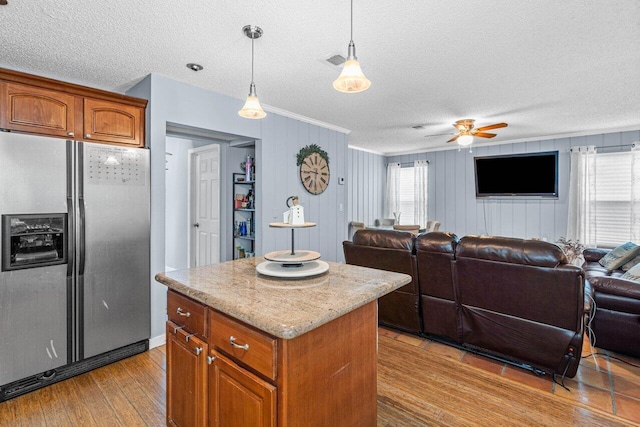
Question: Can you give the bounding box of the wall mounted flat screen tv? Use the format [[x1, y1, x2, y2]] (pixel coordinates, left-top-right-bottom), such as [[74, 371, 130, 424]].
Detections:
[[474, 151, 559, 198]]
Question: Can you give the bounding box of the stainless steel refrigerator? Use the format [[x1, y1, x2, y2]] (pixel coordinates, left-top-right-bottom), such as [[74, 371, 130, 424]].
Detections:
[[0, 132, 150, 401]]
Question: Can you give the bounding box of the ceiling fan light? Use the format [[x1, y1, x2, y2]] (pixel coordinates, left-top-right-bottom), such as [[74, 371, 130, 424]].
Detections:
[[458, 134, 474, 146], [333, 58, 371, 93]]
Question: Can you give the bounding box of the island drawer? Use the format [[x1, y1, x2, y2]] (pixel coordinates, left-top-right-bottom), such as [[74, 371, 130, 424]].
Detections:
[[167, 290, 208, 338], [208, 309, 277, 381]]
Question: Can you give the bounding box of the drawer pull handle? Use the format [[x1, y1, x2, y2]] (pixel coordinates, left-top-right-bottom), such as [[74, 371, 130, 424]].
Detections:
[[185, 333, 195, 342], [194, 347, 203, 355], [173, 325, 184, 334], [207, 355, 216, 365], [229, 336, 249, 351], [176, 307, 191, 317]]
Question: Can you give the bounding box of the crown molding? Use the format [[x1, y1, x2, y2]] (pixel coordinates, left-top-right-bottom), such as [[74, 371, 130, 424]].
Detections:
[[262, 104, 351, 135], [348, 145, 385, 155]]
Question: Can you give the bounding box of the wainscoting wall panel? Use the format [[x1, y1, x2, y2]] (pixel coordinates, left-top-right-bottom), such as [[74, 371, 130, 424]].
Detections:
[[347, 148, 386, 231], [384, 130, 640, 242], [259, 115, 349, 263]]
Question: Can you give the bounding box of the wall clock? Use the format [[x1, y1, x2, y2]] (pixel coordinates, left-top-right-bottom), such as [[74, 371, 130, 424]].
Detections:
[[297, 144, 330, 195]]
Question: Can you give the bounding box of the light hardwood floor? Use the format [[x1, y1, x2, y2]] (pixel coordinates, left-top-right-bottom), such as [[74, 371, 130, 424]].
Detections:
[[1, 329, 638, 426]]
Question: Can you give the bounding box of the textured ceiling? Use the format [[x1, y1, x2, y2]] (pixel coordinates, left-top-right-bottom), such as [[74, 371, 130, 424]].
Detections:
[[1, 0, 639, 154]]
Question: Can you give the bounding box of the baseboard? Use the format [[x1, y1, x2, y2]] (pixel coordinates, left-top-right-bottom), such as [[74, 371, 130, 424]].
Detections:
[[149, 334, 166, 349]]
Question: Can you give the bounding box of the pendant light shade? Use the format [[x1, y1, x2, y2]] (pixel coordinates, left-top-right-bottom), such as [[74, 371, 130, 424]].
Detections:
[[238, 25, 266, 119], [333, 0, 371, 93]]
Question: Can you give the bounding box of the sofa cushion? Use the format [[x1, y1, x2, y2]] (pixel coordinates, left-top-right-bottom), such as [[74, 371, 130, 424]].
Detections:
[[598, 242, 640, 271], [352, 229, 415, 251], [455, 235, 567, 267], [621, 254, 640, 272], [621, 263, 640, 283]]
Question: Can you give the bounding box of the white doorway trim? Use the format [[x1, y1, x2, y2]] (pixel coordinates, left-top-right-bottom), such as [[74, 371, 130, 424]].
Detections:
[[187, 144, 221, 267]]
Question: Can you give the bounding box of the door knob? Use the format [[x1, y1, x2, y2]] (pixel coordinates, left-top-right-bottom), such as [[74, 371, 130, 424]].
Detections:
[[193, 223, 200, 228]]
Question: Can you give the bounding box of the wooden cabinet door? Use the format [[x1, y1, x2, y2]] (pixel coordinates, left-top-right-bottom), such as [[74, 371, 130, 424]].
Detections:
[[83, 98, 143, 147], [208, 351, 276, 427], [0, 81, 76, 138], [167, 321, 208, 427]]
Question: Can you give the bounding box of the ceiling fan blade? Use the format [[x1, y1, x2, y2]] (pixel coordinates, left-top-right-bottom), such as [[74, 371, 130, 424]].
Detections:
[[475, 122, 508, 132], [446, 134, 460, 143], [473, 132, 497, 138]]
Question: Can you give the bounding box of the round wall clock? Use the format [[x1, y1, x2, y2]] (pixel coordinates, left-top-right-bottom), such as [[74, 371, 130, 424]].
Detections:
[[297, 145, 330, 195]]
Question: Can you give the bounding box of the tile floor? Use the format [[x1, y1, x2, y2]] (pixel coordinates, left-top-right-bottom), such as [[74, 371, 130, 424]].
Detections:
[[379, 327, 640, 424]]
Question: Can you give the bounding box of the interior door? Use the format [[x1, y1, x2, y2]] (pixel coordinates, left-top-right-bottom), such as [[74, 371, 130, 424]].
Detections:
[[190, 145, 220, 267], [80, 142, 150, 359]]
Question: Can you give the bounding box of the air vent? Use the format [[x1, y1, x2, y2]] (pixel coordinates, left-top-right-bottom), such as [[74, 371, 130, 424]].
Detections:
[[326, 54, 346, 66]]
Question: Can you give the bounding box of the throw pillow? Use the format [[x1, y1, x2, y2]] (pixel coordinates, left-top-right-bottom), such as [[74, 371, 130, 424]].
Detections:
[[598, 242, 640, 271], [621, 254, 640, 272], [621, 263, 640, 283]]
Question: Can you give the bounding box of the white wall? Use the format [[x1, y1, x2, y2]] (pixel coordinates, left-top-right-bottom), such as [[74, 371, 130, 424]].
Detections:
[[126, 74, 349, 343]]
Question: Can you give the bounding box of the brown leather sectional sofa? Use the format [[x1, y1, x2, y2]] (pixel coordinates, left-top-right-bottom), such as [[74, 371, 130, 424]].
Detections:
[[343, 229, 589, 378], [582, 248, 640, 358]]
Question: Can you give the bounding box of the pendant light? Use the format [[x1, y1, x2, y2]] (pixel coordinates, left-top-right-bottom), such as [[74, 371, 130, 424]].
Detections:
[[333, 0, 371, 93], [238, 25, 267, 119]]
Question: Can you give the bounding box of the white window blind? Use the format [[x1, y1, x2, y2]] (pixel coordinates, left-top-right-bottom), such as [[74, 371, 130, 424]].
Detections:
[[397, 167, 415, 225], [593, 152, 636, 247]]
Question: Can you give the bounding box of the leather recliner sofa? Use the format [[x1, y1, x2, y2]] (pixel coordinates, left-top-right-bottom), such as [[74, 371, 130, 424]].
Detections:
[[343, 229, 422, 333], [344, 230, 588, 378], [582, 248, 640, 358]]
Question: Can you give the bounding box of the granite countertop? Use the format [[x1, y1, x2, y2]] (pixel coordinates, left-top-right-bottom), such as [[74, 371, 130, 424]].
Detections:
[[155, 257, 411, 340]]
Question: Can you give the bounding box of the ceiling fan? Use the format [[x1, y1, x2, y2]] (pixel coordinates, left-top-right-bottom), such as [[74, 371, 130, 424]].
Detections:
[[447, 119, 508, 145]]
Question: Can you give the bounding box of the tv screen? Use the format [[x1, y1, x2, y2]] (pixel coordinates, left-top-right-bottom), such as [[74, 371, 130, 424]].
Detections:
[[474, 151, 558, 197]]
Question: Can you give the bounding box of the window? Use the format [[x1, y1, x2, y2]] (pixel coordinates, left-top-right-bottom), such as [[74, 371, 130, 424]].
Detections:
[[397, 167, 415, 225], [385, 161, 428, 227], [593, 152, 639, 247]]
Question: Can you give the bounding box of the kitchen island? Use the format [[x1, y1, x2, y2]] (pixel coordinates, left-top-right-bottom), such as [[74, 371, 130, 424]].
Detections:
[[155, 257, 411, 427]]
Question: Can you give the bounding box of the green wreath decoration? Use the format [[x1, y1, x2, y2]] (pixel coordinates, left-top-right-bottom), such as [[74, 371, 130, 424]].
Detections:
[[296, 144, 329, 166]]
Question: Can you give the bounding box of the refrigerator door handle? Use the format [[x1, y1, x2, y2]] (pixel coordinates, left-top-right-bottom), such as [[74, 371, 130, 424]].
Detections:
[[66, 140, 75, 278], [78, 196, 86, 276]]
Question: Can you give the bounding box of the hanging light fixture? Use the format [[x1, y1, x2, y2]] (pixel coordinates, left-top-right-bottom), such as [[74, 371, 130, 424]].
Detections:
[[457, 134, 474, 146], [238, 25, 267, 119], [333, 0, 371, 93]]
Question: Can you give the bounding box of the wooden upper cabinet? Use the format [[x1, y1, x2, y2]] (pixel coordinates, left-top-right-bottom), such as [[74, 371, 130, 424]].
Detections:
[[83, 98, 143, 147], [0, 68, 147, 148], [0, 81, 76, 138]]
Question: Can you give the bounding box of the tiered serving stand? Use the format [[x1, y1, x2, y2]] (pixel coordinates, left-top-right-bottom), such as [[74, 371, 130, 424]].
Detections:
[[256, 222, 329, 278]]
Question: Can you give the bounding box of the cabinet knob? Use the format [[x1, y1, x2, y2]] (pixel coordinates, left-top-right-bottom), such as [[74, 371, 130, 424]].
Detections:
[[207, 355, 216, 365], [194, 347, 203, 355], [85, 134, 91, 139], [67, 132, 74, 137], [176, 307, 191, 317], [229, 336, 249, 351], [193, 223, 200, 228]]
